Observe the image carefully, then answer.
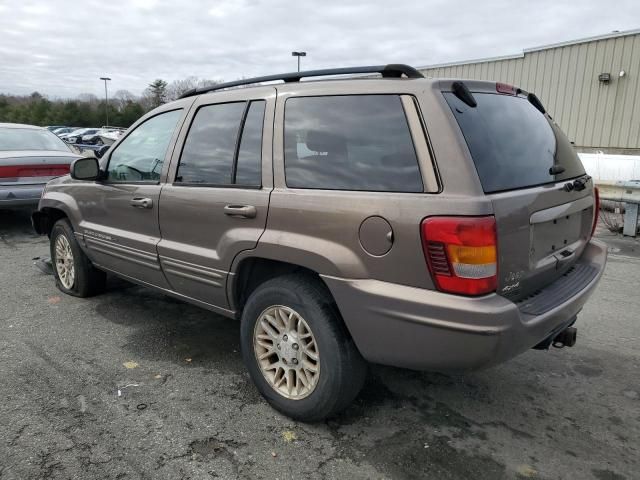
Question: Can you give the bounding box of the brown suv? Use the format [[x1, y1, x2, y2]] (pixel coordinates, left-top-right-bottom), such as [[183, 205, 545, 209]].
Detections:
[[32, 65, 607, 421]]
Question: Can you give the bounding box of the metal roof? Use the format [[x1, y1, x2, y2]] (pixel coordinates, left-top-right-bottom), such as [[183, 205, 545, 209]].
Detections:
[[418, 28, 640, 70]]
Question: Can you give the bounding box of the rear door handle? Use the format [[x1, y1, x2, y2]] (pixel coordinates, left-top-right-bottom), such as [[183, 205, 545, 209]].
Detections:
[[555, 248, 575, 269], [130, 197, 153, 209], [223, 204, 257, 219]]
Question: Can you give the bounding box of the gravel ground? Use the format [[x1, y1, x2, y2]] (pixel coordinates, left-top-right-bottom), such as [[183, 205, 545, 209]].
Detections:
[[0, 209, 639, 480]]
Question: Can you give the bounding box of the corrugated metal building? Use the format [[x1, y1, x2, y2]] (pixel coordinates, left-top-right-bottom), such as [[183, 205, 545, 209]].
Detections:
[[419, 29, 640, 154]]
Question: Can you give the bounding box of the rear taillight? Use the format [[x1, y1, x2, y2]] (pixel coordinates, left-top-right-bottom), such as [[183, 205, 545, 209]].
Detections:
[[421, 216, 497, 296], [591, 187, 600, 238], [0, 164, 70, 179]]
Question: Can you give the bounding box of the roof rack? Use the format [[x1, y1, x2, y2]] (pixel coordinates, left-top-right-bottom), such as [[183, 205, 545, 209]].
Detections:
[[179, 64, 424, 98]]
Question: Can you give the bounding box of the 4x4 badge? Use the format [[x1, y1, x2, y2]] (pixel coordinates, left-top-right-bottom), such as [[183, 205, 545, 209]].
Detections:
[[502, 282, 520, 293]]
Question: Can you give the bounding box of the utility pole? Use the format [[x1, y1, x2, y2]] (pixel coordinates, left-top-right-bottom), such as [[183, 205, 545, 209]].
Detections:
[[291, 51, 307, 72], [99, 77, 111, 126]]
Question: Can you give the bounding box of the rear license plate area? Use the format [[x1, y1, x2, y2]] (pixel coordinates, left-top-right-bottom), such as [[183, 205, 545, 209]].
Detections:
[[531, 212, 582, 261]]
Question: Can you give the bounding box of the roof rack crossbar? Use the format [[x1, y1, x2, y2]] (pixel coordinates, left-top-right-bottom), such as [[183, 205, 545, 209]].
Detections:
[[179, 64, 423, 98]]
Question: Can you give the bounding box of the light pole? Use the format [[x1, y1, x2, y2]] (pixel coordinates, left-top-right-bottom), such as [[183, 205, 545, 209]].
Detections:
[[99, 77, 111, 126], [291, 51, 306, 72]]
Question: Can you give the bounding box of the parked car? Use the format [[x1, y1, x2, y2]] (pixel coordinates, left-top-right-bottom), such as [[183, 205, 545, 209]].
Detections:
[[82, 128, 124, 145], [45, 125, 67, 132], [32, 65, 607, 421], [0, 123, 80, 209], [64, 128, 100, 144], [58, 128, 87, 142], [97, 130, 125, 145], [52, 127, 78, 136]]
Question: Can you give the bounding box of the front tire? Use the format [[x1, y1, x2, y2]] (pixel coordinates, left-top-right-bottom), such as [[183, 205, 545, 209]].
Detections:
[[240, 274, 367, 421], [50, 219, 106, 297]]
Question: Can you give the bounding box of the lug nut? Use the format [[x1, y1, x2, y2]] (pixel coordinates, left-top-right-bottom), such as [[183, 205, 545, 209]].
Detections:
[[292, 358, 298, 365], [277, 344, 281, 350], [292, 343, 299, 350], [282, 358, 287, 364], [283, 335, 288, 341]]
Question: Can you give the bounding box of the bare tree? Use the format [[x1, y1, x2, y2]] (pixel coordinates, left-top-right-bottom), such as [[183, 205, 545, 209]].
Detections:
[[77, 93, 99, 105], [166, 77, 221, 101], [197, 78, 220, 89], [166, 77, 199, 101], [113, 89, 137, 110]]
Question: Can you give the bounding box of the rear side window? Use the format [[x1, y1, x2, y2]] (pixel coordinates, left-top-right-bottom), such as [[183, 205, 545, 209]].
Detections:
[[284, 95, 423, 192], [177, 100, 265, 186], [444, 92, 585, 193], [235, 101, 265, 186], [177, 102, 246, 184]]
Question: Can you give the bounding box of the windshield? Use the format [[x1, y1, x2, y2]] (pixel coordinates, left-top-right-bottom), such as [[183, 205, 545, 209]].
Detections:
[[444, 92, 586, 193], [0, 127, 72, 152]]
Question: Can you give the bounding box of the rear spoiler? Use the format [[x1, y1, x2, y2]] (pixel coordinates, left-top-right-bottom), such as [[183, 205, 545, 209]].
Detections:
[[449, 80, 547, 114]]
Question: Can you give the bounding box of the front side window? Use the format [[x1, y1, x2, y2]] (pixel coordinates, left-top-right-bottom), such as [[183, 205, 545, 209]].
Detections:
[[284, 95, 423, 192], [107, 109, 182, 182]]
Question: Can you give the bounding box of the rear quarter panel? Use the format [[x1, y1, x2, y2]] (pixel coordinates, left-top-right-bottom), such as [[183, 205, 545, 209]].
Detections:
[[247, 79, 493, 289]]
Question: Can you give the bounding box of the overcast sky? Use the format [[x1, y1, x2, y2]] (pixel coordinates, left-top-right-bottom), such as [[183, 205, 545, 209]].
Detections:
[[0, 0, 639, 98]]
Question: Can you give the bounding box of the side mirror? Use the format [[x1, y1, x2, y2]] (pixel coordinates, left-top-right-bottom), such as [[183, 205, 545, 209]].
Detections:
[[70, 157, 100, 181]]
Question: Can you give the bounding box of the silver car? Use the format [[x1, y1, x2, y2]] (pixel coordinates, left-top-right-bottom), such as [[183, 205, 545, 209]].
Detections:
[[0, 123, 80, 209]]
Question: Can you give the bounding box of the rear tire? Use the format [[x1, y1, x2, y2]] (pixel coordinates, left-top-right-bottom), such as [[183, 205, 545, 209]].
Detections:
[[50, 219, 106, 297], [240, 274, 367, 422]]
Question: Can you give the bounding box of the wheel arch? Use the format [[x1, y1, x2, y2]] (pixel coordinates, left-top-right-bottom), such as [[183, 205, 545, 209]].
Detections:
[[32, 206, 70, 237], [32, 192, 81, 236], [228, 256, 336, 315]]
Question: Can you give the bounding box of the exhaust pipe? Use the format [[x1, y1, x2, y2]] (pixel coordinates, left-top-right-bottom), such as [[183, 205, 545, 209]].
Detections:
[[552, 327, 577, 348]]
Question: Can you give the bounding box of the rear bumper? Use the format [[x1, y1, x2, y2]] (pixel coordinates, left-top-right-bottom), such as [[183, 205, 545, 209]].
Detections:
[[322, 239, 607, 372], [0, 184, 44, 209]]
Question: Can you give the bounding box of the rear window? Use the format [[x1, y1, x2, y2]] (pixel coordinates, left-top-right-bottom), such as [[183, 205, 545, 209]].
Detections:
[[0, 127, 71, 152], [284, 95, 423, 192], [444, 92, 585, 193]]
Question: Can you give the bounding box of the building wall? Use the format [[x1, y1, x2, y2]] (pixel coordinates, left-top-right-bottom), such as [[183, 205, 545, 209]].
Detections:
[[419, 33, 640, 152]]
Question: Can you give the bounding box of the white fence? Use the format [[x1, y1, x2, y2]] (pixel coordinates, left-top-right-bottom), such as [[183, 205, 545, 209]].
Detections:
[[579, 153, 640, 182]]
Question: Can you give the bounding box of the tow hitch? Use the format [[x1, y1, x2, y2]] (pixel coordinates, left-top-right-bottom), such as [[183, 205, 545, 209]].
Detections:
[[533, 325, 578, 350], [552, 327, 577, 348]]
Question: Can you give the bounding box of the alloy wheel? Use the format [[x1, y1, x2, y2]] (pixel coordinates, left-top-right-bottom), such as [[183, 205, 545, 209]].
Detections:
[[54, 234, 75, 289], [253, 305, 320, 400]]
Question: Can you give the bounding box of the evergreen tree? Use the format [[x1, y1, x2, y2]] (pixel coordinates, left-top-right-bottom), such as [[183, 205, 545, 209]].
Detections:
[[146, 79, 168, 108]]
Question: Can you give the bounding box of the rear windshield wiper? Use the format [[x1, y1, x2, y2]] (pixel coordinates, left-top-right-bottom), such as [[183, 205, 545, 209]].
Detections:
[[451, 81, 477, 108], [563, 176, 592, 192], [527, 93, 546, 114]]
